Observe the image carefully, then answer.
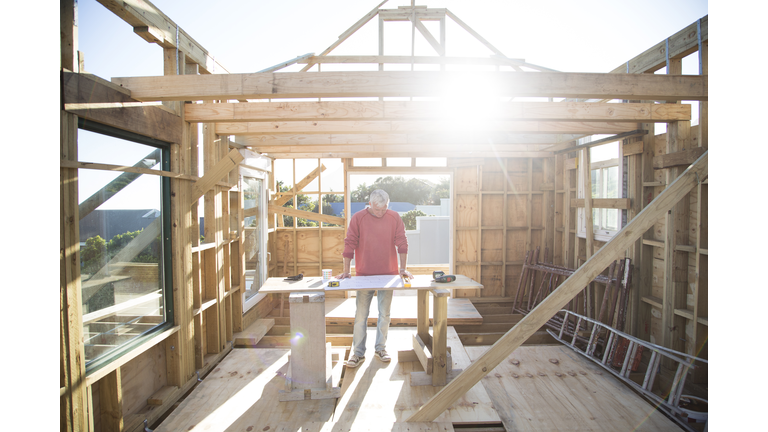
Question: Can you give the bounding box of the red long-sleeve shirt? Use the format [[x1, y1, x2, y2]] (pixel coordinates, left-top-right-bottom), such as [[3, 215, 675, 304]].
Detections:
[[342, 208, 409, 276]]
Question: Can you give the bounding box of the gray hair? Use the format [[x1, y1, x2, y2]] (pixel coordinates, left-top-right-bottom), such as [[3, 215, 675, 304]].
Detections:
[[369, 189, 390, 207]]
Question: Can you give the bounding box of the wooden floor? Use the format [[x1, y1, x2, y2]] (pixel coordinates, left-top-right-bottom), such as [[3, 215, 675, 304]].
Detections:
[[466, 345, 683, 432], [156, 327, 682, 432]]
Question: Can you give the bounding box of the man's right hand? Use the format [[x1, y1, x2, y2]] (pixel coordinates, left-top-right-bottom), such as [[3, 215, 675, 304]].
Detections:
[[336, 272, 352, 279]]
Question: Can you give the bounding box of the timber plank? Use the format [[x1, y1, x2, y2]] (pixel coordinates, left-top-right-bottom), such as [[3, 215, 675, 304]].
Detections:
[[112, 71, 707, 102], [188, 101, 690, 123], [233, 318, 275, 346], [63, 71, 182, 144], [217, 120, 640, 135]]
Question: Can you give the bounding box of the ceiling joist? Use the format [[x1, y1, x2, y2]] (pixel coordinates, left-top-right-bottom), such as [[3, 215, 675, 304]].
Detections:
[[112, 71, 706, 102], [216, 121, 639, 136], [185, 101, 689, 123]]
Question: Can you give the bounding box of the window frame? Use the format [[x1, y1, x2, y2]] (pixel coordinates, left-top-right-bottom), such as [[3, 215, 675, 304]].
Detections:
[[240, 165, 269, 313], [576, 141, 625, 242], [77, 119, 175, 376]]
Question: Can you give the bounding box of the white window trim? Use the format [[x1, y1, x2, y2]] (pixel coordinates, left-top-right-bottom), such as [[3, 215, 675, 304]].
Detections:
[[241, 166, 269, 314], [576, 144, 624, 242]]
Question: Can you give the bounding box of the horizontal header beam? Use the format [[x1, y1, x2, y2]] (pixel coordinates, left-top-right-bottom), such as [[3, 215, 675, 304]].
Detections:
[[216, 120, 638, 135], [240, 132, 571, 147], [112, 71, 707, 102], [185, 101, 690, 123]]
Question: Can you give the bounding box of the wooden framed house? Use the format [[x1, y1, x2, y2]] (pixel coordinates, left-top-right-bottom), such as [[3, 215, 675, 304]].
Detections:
[[60, 1, 709, 431]]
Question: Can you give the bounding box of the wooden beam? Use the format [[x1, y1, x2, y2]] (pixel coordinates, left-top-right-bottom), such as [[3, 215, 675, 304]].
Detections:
[[241, 133, 592, 147], [95, 0, 226, 73], [549, 130, 648, 154], [444, 9, 505, 57], [571, 198, 631, 209], [112, 71, 708, 102], [186, 101, 690, 123], [257, 53, 314, 73], [268, 204, 345, 226], [379, 8, 445, 21], [258, 150, 553, 159], [217, 120, 638, 136], [652, 146, 707, 169], [273, 164, 326, 206], [99, 369, 123, 431], [299, 0, 389, 72], [406, 151, 707, 422], [609, 15, 707, 74], [62, 160, 195, 181], [63, 71, 182, 144], [299, 55, 524, 66], [190, 148, 244, 204], [409, 16, 444, 56]]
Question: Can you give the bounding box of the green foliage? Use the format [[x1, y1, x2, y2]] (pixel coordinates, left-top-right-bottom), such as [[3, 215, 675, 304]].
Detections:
[[352, 176, 449, 206], [81, 235, 107, 275], [276, 181, 318, 227], [401, 209, 428, 230], [81, 227, 160, 276]]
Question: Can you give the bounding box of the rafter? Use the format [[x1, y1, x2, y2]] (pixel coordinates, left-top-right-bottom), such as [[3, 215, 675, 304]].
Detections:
[[96, 0, 227, 74], [299, 0, 389, 72], [112, 71, 707, 102]]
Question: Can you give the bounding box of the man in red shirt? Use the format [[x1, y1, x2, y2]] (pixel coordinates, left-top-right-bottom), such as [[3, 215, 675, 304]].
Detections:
[[337, 189, 412, 367]]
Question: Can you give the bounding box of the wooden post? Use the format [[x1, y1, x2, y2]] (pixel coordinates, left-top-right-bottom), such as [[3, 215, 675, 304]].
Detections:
[[60, 1, 89, 430], [202, 122, 222, 356], [167, 47, 195, 385], [98, 369, 123, 431], [662, 57, 691, 363], [406, 151, 707, 422], [431, 290, 449, 386]]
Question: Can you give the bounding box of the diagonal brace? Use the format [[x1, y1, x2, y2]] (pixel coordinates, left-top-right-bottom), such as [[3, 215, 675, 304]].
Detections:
[[406, 150, 707, 422]]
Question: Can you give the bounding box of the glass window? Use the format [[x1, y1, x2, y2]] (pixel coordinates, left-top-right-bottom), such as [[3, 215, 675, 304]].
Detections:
[[242, 169, 268, 312], [77, 129, 172, 373], [578, 140, 623, 241]]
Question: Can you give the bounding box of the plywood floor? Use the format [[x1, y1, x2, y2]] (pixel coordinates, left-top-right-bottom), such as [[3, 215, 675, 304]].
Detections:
[[157, 328, 682, 432], [465, 345, 682, 432]]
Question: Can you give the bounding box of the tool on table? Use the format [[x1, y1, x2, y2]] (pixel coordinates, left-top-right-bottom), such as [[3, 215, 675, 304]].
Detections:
[[401, 274, 411, 288], [433, 271, 445, 279], [327, 280, 340, 287], [433, 273, 456, 283], [284, 273, 303, 281]]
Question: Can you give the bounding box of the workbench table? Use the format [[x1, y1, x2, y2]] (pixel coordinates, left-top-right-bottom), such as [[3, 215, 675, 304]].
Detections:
[[259, 274, 483, 395]]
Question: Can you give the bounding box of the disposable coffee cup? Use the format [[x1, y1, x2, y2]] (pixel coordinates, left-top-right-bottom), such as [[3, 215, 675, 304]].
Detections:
[[322, 269, 332, 280]]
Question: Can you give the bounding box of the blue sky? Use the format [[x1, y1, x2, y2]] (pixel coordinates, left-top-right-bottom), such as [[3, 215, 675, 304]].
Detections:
[[76, 0, 709, 79]]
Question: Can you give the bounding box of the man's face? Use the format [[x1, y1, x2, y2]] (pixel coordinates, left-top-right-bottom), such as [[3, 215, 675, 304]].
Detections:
[[368, 201, 388, 218]]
